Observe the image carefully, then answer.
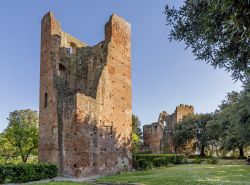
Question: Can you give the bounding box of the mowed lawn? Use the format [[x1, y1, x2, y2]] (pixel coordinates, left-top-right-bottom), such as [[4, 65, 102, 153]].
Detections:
[[98, 164, 250, 185], [33, 164, 250, 185]]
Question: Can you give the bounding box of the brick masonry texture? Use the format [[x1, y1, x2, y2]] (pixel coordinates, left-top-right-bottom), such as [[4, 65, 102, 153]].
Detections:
[[39, 12, 132, 177], [142, 104, 194, 154]]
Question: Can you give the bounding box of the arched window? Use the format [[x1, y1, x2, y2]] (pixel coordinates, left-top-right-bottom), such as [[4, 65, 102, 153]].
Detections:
[[44, 93, 48, 108]]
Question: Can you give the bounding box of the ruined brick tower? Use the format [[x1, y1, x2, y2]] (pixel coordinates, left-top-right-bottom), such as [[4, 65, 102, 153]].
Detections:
[[39, 12, 132, 177], [142, 105, 194, 154]]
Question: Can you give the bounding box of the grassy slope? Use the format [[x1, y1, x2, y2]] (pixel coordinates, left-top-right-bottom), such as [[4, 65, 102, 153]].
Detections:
[[98, 164, 250, 185]]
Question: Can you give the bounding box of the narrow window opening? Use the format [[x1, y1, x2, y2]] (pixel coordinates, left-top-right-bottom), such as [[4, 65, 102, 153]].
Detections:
[[44, 93, 48, 108]]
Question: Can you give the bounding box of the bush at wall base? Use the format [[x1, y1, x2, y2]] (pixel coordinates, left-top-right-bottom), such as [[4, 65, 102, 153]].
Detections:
[[0, 163, 58, 183], [133, 154, 184, 167]]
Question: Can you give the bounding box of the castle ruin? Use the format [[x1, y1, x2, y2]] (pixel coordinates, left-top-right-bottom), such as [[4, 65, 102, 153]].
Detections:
[[38, 12, 132, 177], [142, 104, 194, 153]]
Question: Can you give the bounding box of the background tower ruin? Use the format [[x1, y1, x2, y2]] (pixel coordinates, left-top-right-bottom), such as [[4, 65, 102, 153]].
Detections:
[[142, 104, 194, 154], [39, 12, 132, 177]]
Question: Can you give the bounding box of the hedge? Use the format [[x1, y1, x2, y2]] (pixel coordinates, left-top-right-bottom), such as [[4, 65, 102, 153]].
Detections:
[[133, 154, 184, 165], [152, 158, 168, 167], [192, 157, 202, 164], [207, 158, 219, 164], [0, 163, 58, 183], [135, 159, 152, 170]]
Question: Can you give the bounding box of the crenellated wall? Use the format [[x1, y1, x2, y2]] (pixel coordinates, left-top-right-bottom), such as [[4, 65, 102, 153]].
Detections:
[[175, 104, 194, 123]]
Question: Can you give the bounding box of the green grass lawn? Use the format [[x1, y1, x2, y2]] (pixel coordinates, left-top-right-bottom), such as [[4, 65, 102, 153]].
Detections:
[[98, 164, 250, 185], [32, 164, 250, 185]]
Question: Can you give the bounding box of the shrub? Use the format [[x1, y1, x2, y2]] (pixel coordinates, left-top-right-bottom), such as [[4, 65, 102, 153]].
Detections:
[[222, 156, 246, 160], [193, 157, 202, 164], [136, 159, 152, 170], [207, 158, 219, 164], [133, 154, 183, 166], [0, 166, 5, 184], [152, 158, 167, 167], [0, 163, 58, 183], [182, 158, 188, 164]]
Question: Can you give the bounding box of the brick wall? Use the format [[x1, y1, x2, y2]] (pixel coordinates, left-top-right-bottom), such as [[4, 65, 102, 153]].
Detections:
[[39, 12, 132, 177]]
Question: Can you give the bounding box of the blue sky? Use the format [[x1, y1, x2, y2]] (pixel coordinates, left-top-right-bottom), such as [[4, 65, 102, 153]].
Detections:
[[0, 0, 242, 131]]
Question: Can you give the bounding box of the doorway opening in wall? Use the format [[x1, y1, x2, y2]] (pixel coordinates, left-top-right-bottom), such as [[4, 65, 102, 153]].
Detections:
[[58, 63, 66, 78]]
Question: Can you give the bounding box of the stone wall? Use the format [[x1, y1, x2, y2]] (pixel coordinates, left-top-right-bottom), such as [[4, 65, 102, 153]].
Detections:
[[143, 122, 164, 154], [142, 104, 194, 154], [39, 12, 132, 177]]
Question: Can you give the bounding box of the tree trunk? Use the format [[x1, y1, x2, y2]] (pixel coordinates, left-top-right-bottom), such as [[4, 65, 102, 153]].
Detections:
[[19, 147, 26, 163], [239, 146, 244, 158], [174, 147, 177, 154], [199, 145, 205, 157]]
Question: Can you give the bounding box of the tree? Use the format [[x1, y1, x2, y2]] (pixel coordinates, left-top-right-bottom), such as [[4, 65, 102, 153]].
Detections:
[[210, 88, 250, 157], [173, 120, 193, 154], [174, 114, 213, 157], [237, 83, 250, 147], [165, 1, 250, 81], [4, 109, 38, 163], [0, 133, 18, 163], [132, 115, 142, 153], [206, 118, 223, 156]]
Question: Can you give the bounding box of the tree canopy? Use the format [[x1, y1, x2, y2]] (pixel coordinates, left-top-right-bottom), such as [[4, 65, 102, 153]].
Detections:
[[209, 83, 250, 157], [132, 114, 142, 153], [174, 114, 213, 156], [165, 0, 250, 81], [2, 109, 39, 163], [175, 82, 250, 157]]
